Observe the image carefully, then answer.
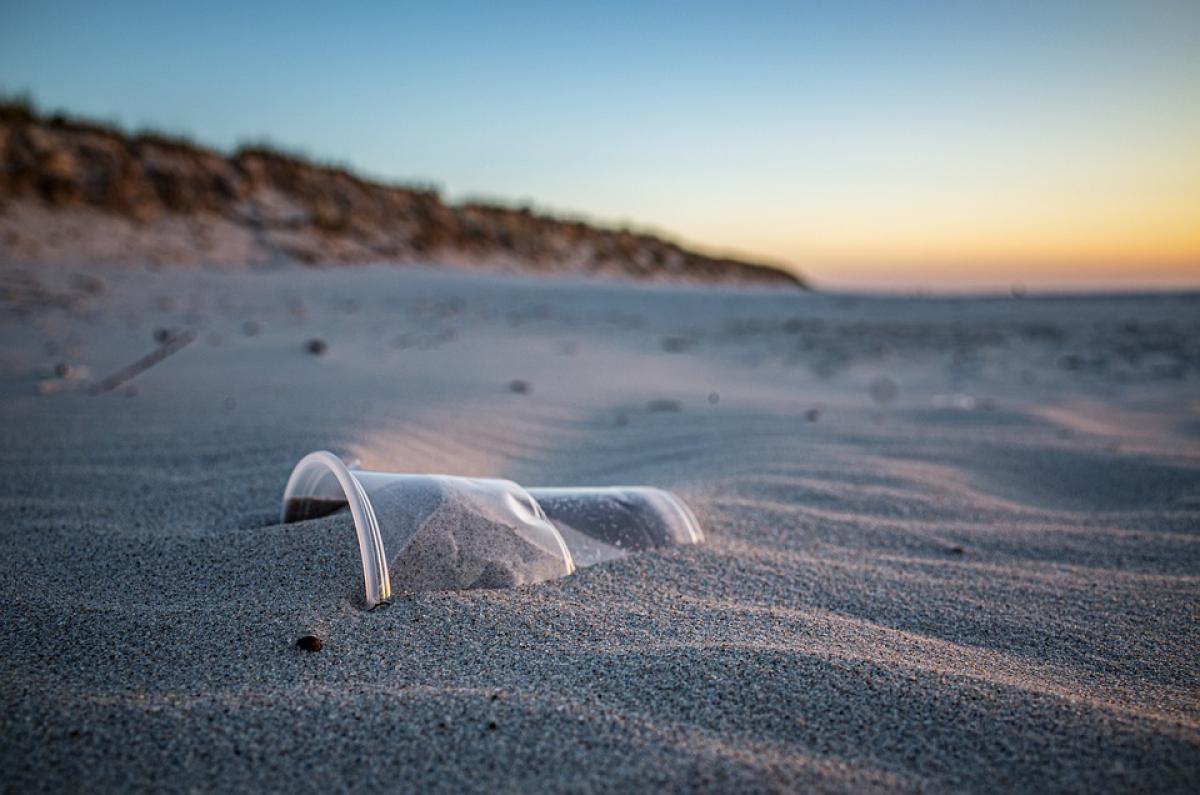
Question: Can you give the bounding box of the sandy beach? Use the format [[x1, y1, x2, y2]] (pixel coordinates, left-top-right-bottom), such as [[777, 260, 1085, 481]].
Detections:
[[1, 262, 1198, 792]]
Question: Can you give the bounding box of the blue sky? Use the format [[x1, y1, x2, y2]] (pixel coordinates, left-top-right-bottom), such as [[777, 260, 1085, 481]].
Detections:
[[2, 0, 1198, 289]]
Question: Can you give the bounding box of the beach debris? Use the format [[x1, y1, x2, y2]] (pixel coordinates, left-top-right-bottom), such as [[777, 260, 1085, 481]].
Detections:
[[867, 376, 899, 406], [88, 329, 196, 395], [295, 635, 323, 652], [509, 379, 531, 394], [304, 338, 328, 356], [280, 451, 704, 608]]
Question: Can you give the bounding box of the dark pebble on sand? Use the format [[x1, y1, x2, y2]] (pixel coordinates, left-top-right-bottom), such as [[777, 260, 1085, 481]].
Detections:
[[242, 320, 261, 336], [948, 546, 964, 555], [296, 635, 323, 652], [708, 392, 719, 404], [805, 408, 821, 422], [305, 338, 328, 356], [509, 380, 531, 394]]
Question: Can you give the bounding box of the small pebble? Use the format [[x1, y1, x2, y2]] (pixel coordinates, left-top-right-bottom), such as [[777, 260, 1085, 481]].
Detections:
[[509, 380, 531, 394], [305, 338, 328, 356], [242, 320, 261, 336], [948, 546, 964, 555], [804, 408, 821, 422], [296, 635, 323, 652], [708, 392, 720, 404]]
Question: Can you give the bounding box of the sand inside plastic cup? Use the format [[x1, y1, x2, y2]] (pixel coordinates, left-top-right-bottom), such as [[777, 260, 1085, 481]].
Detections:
[[280, 451, 703, 608]]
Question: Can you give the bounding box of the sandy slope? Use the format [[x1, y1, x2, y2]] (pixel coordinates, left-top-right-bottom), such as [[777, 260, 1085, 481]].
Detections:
[[1, 263, 1197, 792]]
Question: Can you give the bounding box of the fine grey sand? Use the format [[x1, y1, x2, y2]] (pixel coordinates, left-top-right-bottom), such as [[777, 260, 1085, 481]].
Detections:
[[1, 263, 1198, 792]]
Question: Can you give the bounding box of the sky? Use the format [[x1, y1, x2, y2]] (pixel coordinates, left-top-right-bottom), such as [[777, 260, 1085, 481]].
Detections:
[[2, 0, 1198, 291]]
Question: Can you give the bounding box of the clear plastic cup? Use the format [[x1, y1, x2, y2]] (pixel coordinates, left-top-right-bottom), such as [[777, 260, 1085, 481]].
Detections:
[[280, 451, 703, 608]]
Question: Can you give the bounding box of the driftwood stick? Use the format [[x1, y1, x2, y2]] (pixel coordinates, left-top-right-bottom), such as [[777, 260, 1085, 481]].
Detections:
[[89, 329, 197, 395]]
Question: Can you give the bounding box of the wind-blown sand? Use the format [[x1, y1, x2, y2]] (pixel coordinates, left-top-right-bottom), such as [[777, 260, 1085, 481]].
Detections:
[[1, 263, 1197, 792]]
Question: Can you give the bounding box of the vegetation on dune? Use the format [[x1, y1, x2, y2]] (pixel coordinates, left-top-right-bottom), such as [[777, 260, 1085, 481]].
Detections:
[[0, 98, 803, 286]]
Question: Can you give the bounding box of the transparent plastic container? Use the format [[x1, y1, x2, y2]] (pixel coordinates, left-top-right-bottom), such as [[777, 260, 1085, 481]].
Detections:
[[280, 450, 703, 608]]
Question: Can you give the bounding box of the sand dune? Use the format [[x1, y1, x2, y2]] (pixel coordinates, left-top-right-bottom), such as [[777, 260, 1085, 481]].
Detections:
[[1, 262, 1197, 791]]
